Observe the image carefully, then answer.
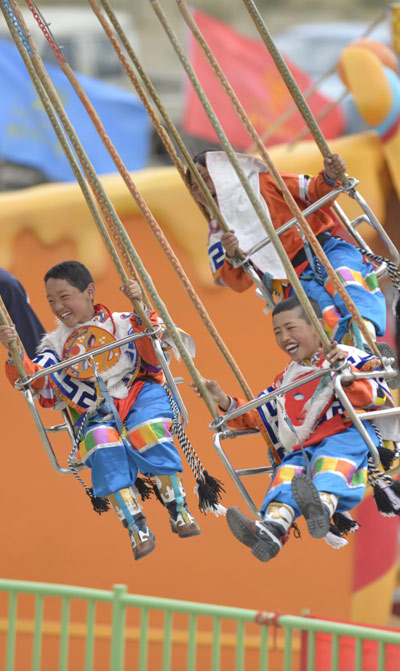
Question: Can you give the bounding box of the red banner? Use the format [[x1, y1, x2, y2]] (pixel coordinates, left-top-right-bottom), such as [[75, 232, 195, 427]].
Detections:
[[183, 10, 346, 148]]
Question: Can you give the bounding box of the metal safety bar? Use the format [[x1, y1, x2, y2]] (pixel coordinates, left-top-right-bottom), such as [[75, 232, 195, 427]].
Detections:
[[211, 361, 400, 515], [17, 326, 189, 475], [230, 177, 400, 283], [213, 429, 273, 517]]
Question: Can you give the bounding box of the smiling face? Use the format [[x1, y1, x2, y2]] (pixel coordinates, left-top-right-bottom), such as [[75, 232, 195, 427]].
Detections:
[[272, 307, 322, 363], [190, 163, 218, 209], [46, 277, 96, 328]]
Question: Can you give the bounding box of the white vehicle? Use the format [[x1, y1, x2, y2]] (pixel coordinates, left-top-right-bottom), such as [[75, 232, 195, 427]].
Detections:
[[0, 5, 140, 87]]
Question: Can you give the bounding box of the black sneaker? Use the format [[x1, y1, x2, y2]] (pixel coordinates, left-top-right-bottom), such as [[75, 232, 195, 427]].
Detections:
[[291, 473, 330, 538], [226, 507, 283, 562]]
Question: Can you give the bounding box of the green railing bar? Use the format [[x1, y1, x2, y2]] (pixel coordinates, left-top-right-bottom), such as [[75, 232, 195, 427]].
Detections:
[[5, 590, 17, 671], [110, 584, 126, 671], [1, 578, 400, 670], [0, 580, 114, 603], [283, 627, 292, 671], [59, 597, 70, 671], [84, 599, 96, 671], [235, 620, 245, 671], [139, 607, 149, 671], [187, 613, 197, 671], [378, 640, 385, 670], [32, 594, 43, 671], [259, 626, 269, 671], [1, 578, 400, 648], [355, 637, 362, 671], [211, 617, 221, 671], [331, 633, 339, 670], [307, 630, 315, 671], [162, 611, 172, 671]]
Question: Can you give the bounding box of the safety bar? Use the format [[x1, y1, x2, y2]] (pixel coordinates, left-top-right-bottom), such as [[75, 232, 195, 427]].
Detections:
[[210, 368, 332, 430], [23, 386, 81, 475], [240, 180, 353, 263], [230, 176, 400, 281], [211, 361, 399, 467], [213, 429, 273, 517], [16, 327, 163, 386], [334, 372, 400, 467], [18, 325, 189, 475]]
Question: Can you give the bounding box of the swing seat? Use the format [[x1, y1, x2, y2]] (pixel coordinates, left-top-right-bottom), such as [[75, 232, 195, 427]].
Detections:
[[211, 364, 400, 516], [213, 428, 273, 518], [238, 177, 400, 311], [17, 327, 189, 476]]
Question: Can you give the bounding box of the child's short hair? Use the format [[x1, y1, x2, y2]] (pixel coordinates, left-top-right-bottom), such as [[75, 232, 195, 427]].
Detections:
[[44, 261, 94, 292], [272, 295, 323, 322], [186, 148, 218, 185]]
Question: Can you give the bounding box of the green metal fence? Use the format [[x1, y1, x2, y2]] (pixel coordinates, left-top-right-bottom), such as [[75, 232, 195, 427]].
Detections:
[[1, 579, 400, 670]]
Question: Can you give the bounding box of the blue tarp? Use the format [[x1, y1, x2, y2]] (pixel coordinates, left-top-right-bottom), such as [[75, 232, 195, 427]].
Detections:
[[0, 38, 150, 181]]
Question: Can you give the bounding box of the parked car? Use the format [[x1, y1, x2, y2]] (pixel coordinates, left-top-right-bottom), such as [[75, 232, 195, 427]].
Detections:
[[274, 21, 393, 134]]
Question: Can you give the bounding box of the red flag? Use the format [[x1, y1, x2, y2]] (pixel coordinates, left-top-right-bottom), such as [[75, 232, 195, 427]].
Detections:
[[183, 10, 346, 148]]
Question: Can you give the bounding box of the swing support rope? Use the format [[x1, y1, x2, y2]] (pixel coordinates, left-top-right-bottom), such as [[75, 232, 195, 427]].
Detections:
[[4, 0, 219, 421], [150, 0, 381, 358], [149, 0, 329, 349], [95, 0, 226, 232], [0, 300, 27, 381], [2, 0, 148, 304], [248, 8, 389, 149], [22, 0, 254, 402]]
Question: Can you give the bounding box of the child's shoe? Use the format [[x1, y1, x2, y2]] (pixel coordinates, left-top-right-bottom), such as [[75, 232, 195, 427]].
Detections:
[[226, 507, 286, 562], [291, 473, 331, 538], [125, 514, 156, 561], [167, 500, 201, 537], [154, 473, 201, 538]]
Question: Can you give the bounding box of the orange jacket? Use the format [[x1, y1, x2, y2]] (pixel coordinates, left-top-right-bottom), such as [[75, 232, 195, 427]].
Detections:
[[220, 170, 338, 292]]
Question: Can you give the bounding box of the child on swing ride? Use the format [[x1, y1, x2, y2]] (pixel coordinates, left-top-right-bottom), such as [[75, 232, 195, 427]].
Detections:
[[187, 150, 388, 353], [0, 261, 201, 561], [191, 295, 400, 563]]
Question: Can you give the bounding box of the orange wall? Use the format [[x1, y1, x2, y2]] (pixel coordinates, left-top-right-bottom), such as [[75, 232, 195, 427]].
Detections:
[[1, 216, 355, 624], [2, 132, 400, 640]]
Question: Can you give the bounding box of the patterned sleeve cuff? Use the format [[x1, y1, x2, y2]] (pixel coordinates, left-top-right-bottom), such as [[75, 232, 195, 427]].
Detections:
[[7, 347, 23, 365], [323, 171, 338, 187], [219, 395, 236, 412]]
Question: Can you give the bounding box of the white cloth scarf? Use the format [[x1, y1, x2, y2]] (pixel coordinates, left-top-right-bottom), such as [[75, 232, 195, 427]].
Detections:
[[206, 151, 287, 280]]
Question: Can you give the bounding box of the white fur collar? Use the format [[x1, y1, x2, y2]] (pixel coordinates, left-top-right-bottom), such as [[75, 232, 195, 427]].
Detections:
[[276, 360, 334, 450]]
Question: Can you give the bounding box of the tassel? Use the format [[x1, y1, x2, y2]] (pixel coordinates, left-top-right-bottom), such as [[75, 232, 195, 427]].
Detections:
[[385, 479, 400, 513], [324, 528, 348, 549], [195, 471, 226, 514], [134, 476, 153, 502], [377, 446, 396, 471], [332, 512, 360, 535], [203, 471, 225, 499], [372, 481, 397, 517], [87, 488, 110, 515]]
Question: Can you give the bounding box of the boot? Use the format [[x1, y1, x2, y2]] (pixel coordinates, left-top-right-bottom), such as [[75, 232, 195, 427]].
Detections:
[[226, 503, 294, 563], [291, 473, 336, 538], [154, 473, 201, 538], [108, 486, 155, 561]]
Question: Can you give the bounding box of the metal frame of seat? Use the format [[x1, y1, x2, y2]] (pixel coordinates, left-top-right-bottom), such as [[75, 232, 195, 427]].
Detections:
[[229, 177, 400, 309], [16, 326, 188, 476], [211, 361, 400, 518]]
